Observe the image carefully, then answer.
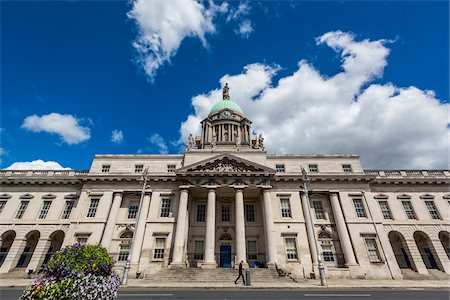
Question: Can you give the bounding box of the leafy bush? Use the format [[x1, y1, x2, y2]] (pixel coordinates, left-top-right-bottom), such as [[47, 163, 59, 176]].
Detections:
[[20, 243, 120, 300]]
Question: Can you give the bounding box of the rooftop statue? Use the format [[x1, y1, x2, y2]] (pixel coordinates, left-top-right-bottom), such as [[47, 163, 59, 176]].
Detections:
[[223, 83, 230, 100]]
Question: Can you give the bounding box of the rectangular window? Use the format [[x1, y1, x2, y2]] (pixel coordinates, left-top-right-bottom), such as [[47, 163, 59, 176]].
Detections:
[[378, 201, 393, 219], [342, 164, 353, 173], [134, 164, 144, 173], [0, 201, 6, 215], [276, 164, 285, 173], [285, 238, 298, 260], [313, 201, 325, 219], [321, 244, 335, 262], [194, 241, 204, 260], [118, 244, 130, 262], [425, 201, 441, 220], [38, 201, 52, 219], [77, 237, 88, 245], [245, 204, 255, 222], [353, 198, 367, 218], [128, 201, 139, 219], [308, 164, 319, 173], [365, 238, 382, 262], [61, 200, 75, 219], [280, 198, 292, 218], [153, 238, 165, 259], [402, 201, 417, 220], [167, 164, 176, 173], [221, 205, 230, 222], [160, 199, 171, 217], [196, 204, 206, 222], [247, 240, 258, 260], [15, 201, 29, 219], [87, 198, 100, 218], [101, 164, 110, 173]]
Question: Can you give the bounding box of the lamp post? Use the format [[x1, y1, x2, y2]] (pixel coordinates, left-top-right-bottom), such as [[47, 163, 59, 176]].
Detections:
[[301, 167, 327, 286], [122, 167, 149, 285]]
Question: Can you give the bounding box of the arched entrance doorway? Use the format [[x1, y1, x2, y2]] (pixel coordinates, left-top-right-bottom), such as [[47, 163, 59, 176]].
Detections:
[[219, 233, 232, 268], [43, 230, 65, 265], [388, 231, 415, 271], [0, 231, 16, 267], [438, 231, 450, 259], [16, 230, 40, 268], [414, 231, 443, 271]]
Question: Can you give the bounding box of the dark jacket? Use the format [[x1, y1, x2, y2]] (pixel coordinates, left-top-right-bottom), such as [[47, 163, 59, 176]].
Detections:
[[238, 262, 243, 274]]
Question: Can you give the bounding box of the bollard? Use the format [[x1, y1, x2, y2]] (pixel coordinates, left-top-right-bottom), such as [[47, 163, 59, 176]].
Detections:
[[245, 268, 251, 286]]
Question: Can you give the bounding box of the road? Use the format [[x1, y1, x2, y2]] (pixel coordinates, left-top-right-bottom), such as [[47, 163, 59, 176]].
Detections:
[[0, 288, 448, 300]]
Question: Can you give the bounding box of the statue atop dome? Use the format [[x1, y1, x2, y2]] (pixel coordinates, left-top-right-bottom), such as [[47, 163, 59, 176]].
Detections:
[[222, 83, 230, 100]]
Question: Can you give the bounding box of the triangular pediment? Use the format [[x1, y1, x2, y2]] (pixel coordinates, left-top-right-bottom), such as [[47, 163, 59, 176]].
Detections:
[[177, 153, 275, 175]]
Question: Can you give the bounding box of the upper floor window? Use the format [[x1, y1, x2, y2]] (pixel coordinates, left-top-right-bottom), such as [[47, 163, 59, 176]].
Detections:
[[38, 200, 52, 219], [245, 204, 255, 222], [313, 200, 325, 219], [196, 204, 206, 222], [308, 164, 319, 173], [402, 201, 417, 220], [280, 198, 292, 218], [221, 204, 230, 222], [285, 238, 298, 260], [128, 201, 139, 219], [87, 198, 100, 218], [342, 164, 353, 173], [160, 199, 171, 217], [101, 164, 111, 173], [365, 238, 382, 262], [378, 201, 393, 220], [425, 201, 441, 220], [153, 238, 166, 260], [276, 164, 285, 173], [353, 198, 367, 218], [61, 200, 75, 219], [167, 164, 176, 173], [15, 201, 29, 219], [0, 200, 6, 215], [134, 164, 144, 173]]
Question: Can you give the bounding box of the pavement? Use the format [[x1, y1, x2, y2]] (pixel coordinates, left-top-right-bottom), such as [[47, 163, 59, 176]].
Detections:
[[0, 278, 448, 289]]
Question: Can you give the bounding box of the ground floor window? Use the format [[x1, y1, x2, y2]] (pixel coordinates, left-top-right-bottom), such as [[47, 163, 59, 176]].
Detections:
[[321, 244, 335, 263], [365, 238, 382, 262], [153, 238, 166, 260], [285, 238, 298, 260], [118, 244, 130, 262], [194, 241, 204, 260], [247, 240, 257, 260]]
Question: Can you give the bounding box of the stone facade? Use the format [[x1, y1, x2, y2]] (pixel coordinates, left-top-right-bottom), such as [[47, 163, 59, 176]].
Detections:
[[0, 89, 449, 280]]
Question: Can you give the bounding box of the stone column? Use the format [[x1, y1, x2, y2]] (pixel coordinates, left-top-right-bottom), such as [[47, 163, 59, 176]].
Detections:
[[202, 187, 217, 268], [300, 192, 318, 265], [27, 238, 51, 272], [101, 192, 123, 249], [0, 237, 26, 273], [170, 188, 190, 268], [262, 187, 277, 268], [329, 192, 357, 266], [235, 188, 247, 267], [130, 191, 152, 266]]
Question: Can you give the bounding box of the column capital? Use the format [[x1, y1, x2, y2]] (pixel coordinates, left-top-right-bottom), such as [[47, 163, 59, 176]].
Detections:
[[231, 185, 247, 190], [329, 190, 340, 194], [179, 185, 192, 190], [257, 185, 272, 190], [113, 191, 124, 197], [202, 185, 219, 190]]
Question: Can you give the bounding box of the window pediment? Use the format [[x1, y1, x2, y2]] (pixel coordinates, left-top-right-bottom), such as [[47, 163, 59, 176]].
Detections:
[[0, 193, 12, 199], [374, 194, 389, 199], [419, 193, 435, 199], [20, 193, 34, 199], [397, 194, 411, 199], [64, 193, 79, 199], [42, 193, 57, 199]]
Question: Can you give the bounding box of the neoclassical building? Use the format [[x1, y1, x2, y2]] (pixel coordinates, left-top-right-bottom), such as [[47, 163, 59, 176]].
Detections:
[[0, 85, 449, 280]]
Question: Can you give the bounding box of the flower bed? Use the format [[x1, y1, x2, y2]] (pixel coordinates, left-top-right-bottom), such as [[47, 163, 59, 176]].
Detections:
[[20, 243, 120, 300]]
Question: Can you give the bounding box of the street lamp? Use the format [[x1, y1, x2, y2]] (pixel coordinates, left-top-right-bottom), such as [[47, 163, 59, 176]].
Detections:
[[122, 167, 149, 285], [301, 167, 327, 286]]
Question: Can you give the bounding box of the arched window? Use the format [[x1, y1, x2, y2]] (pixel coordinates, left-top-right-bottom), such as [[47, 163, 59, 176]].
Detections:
[[118, 230, 133, 262], [318, 230, 335, 266]]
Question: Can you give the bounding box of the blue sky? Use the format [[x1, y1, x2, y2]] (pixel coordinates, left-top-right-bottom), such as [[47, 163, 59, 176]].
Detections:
[[1, 1, 448, 170]]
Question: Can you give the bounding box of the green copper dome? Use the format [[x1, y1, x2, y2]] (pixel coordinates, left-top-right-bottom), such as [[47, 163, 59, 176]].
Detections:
[[210, 100, 244, 115]]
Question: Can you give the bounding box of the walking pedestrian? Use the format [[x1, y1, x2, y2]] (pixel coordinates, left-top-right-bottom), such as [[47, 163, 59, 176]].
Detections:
[[234, 260, 245, 284]]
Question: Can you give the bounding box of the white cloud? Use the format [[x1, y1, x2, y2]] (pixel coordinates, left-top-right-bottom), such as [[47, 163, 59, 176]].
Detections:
[[22, 113, 91, 145], [5, 159, 71, 170], [179, 31, 449, 169], [128, 0, 227, 80], [235, 20, 253, 39], [111, 129, 124, 144], [149, 133, 169, 154]]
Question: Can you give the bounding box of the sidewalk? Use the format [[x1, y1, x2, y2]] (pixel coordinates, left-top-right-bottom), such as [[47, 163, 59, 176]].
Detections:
[[1, 278, 448, 289]]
